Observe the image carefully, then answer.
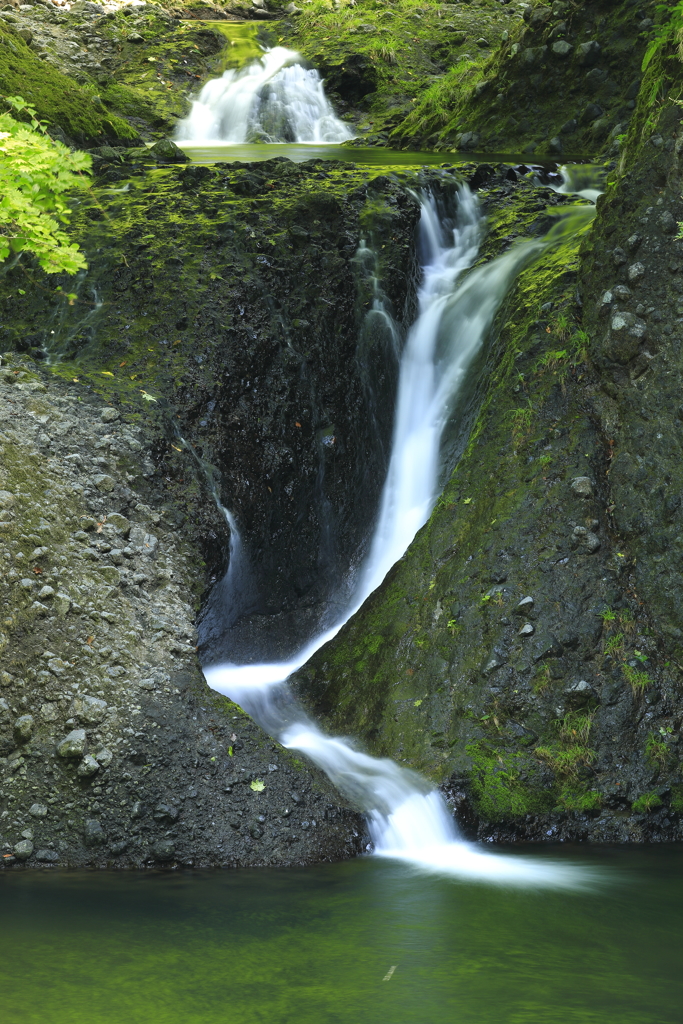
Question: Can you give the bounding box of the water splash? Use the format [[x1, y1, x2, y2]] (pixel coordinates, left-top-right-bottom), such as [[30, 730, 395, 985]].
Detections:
[[176, 46, 354, 145], [204, 187, 596, 887]]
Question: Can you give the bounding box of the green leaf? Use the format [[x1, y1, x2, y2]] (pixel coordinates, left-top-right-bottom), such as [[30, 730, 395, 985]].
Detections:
[[0, 100, 91, 274], [250, 779, 265, 792]]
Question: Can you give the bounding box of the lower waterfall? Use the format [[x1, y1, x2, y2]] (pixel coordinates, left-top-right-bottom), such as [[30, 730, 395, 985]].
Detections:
[[204, 186, 595, 887]]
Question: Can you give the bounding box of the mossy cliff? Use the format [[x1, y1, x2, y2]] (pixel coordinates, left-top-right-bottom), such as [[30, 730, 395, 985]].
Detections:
[[1, 157, 459, 664], [291, 36, 683, 840], [392, 0, 651, 157]]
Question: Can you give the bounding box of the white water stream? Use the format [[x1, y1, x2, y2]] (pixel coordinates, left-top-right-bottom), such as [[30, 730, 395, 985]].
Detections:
[[176, 46, 354, 145], [203, 185, 597, 887]]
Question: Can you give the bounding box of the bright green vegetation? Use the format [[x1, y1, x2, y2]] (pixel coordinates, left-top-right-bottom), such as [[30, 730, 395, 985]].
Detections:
[[282, 0, 508, 143], [645, 731, 672, 768], [623, 664, 651, 695], [466, 741, 553, 818], [2, 851, 683, 1023], [0, 20, 137, 143], [380, 0, 648, 154], [0, 97, 90, 274], [631, 792, 663, 814]]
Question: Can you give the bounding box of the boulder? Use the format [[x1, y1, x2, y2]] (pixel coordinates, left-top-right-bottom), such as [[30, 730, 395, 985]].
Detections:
[[57, 729, 87, 758]]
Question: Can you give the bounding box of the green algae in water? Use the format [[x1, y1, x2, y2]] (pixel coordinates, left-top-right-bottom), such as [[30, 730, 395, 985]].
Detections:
[[0, 849, 682, 1024]]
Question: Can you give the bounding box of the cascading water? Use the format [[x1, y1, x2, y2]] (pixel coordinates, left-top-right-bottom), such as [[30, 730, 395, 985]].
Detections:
[[175, 46, 354, 145], [204, 185, 597, 887]]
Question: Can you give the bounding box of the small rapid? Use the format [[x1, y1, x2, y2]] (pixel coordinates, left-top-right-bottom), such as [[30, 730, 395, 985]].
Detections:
[[175, 46, 354, 145], [203, 183, 597, 887]]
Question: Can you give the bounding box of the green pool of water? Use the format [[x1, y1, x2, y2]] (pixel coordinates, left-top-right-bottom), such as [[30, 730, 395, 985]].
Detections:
[[176, 142, 570, 168], [0, 846, 681, 1023]]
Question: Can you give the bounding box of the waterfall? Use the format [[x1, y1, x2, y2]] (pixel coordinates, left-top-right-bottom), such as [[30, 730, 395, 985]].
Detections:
[[175, 46, 354, 145], [203, 188, 592, 886]]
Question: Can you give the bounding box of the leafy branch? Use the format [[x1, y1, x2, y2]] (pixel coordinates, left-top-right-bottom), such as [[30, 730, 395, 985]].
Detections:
[[0, 95, 92, 275]]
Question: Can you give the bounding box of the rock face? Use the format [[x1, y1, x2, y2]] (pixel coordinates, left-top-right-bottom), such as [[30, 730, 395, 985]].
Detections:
[[0, 356, 363, 868], [3, 160, 453, 668], [290, 90, 683, 841]]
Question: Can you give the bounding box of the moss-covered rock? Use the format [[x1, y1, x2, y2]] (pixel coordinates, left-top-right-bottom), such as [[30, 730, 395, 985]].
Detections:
[[0, 19, 138, 144], [391, 0, 651, 157]]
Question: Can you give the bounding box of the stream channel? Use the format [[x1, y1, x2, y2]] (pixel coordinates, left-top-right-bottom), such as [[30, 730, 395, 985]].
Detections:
[[3, 39, 683, 1024]]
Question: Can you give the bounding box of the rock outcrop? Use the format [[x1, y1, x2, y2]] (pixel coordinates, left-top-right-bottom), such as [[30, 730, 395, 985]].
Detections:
[[0, 354, 364, 867]]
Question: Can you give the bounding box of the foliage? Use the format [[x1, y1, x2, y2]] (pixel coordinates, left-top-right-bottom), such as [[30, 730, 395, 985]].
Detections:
[[623, 664, 651, 695], [645, 730, 672, 767], [604, 632, 625, 657], [250, 779, 265, 792], [0, 21, 137, 143], [508, 400, 534, 443], [642, 2, 683, 72], [569, 329, 590, 366], [631, 791, 663, 814], [558, 787, 602, 812], [534, 745, 596, 780], [394, 56, 485, 141], [555, 711, 594, 746], [466, 742, 551, 819], [0, 97, 91, 274]]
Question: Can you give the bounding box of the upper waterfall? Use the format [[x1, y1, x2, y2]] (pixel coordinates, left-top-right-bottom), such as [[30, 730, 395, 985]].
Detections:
[[175, 46, 355, 145]]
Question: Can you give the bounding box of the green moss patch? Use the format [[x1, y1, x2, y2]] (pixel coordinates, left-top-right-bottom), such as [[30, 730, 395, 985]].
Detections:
[[0, 23, 137, 144]]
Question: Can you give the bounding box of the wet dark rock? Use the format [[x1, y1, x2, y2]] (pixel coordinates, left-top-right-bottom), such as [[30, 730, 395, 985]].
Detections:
[[152, 840, 175, 861], [84, 820, 106, 847], [148, 139, 189, 164], [318, 54, 377, 103], [576, 40, 601, 66], [153, 803, 180, 823], [13, 715, 34, 743], [551, 40, 572, 58], [35, 849, 59, 863], [57, 730, 86, 758], [571, 476, 593, 497], [659, 211, 676, 235]]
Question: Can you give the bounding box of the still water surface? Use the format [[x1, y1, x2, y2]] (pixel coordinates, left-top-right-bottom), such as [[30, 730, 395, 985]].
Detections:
[[0, 846, 681, 1024], [177, 142, 569, 167]]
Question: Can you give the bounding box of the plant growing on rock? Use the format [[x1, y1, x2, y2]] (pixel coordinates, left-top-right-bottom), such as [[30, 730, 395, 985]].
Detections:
[[508, 399, 534, 444], [0, 96, 91, 274], [645, 730, 672, 768], [604, 632, 625, 657], [556, 711, 594, 746], [569, 329, 590, 366], [623, 664, 652, 695], [534, 745, 597, 781], [558, 787, 602, 813], [631, 791, 663, 814]]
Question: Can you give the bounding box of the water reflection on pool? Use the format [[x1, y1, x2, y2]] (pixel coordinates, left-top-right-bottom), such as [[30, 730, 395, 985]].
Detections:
[[176, 141, 568, 167], [0, 846, 681, 1024]]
